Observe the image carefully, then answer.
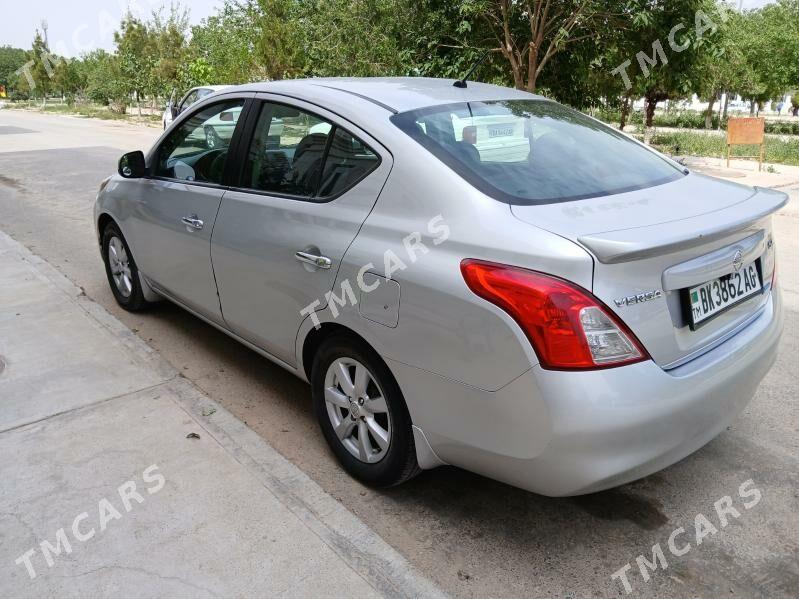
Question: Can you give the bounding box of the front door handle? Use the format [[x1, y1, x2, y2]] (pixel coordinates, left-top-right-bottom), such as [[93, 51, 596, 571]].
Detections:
[[295, 250, 332, 269], [181, 214, 204, 230]]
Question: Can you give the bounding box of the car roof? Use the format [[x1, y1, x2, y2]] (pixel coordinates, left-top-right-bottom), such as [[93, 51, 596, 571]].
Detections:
[[230, 77, 544, 114]]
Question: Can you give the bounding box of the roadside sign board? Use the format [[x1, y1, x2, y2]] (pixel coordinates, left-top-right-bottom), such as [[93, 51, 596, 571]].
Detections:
[[727, 117, 765, 171], [0, 85, 6, 98]]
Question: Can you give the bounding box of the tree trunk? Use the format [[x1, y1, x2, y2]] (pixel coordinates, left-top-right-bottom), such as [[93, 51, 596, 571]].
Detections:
[[619, 94, 631, 130], [704, 93, 717, 129], [645, 96, 658, 127], [722, 92, 730, 121], [749, 99, 756, 116]]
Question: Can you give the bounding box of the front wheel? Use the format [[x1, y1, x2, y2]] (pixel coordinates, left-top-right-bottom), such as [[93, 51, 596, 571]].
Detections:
[[102, 222, 150, 311], [312, 336, 420, 487]]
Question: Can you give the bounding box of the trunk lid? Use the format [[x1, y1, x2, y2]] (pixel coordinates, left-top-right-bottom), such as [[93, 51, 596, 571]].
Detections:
[[511, 173, 787, 368]]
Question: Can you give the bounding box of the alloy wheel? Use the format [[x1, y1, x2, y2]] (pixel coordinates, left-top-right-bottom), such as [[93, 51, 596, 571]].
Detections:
[[323, 358, 392, 463], [107, 236, 133, 298]]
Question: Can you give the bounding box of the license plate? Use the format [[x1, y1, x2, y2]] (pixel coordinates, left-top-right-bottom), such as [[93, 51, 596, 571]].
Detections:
[[488, 126, 513, 138], [686, 261, 762, 328]]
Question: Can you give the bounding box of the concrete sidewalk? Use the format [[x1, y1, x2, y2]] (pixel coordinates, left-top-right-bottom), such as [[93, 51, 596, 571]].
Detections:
[[681, 155, 799, 190], [0, 231, 445, 598]]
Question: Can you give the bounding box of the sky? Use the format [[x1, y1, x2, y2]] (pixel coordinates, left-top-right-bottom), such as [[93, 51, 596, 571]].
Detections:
[[0, 0, 778, 58]]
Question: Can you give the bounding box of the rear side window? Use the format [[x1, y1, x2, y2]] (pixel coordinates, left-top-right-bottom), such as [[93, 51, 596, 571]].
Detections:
[[391, 100, 684, 205], [318, 128, 380, 197], [240, 102, 379, 200]]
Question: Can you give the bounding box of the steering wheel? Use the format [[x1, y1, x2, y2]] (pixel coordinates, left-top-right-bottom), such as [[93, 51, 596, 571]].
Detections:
[[193, 149, 226, 183]]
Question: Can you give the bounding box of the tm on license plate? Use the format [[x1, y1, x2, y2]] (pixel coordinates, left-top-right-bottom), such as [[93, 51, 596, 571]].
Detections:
[[687, 261, 762, 328]]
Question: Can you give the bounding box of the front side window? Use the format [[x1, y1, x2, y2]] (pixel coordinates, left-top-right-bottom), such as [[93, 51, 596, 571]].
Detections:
[[156, 99, 245, 185], [391, 100, 684, 205], [241, 102, 379, 200]]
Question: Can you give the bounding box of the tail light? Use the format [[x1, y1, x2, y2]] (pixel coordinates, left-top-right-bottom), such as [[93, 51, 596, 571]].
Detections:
[[460, 259, 649, 370]]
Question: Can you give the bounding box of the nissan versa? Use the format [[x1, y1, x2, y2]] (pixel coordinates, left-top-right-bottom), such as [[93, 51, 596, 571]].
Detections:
[[94, 78, 785, 496]]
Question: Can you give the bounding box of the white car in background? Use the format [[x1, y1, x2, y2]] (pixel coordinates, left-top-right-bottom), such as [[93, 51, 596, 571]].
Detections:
[[451, 114, 530, 162], [162, 85, 231, 130]]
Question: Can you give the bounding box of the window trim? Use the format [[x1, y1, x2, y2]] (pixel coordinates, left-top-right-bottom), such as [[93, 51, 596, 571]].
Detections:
[[228, 98, 383, 204], [390, 99, 685, 206], [146, 96, 254, 190]]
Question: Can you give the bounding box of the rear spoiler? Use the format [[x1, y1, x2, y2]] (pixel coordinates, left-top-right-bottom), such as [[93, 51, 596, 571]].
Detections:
[[578, 187, 788, 264]]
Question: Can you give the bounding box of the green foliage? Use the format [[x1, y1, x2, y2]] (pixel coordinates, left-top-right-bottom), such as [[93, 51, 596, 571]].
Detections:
[[82, 50, 130, 111], [188, 1, 256, 84], [0, 46, 28, 89], [19, 30, 60, 101], [651, 131, 799, 165], [53, 59, 86, 103], [7, 0, 799, 124], [179, 57, 214, 89]]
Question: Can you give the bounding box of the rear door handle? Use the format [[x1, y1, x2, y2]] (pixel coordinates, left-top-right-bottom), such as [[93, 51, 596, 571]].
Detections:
[[181, 214, 204, 230], [295, 251, 332, 269]]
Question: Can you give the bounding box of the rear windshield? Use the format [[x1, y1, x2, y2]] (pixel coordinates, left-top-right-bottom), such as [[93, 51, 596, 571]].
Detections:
[[390, 100, 684, 205]]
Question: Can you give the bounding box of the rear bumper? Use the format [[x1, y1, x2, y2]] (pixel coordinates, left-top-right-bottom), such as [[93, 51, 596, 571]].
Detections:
[[396, 287, 782, 497]]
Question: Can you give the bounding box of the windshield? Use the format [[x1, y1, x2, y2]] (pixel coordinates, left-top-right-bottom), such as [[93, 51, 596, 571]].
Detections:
[[390, 100, 684, 205]]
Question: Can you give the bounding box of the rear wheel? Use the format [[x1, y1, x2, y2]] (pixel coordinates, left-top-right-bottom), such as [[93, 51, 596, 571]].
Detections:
[[312, 335, 420, 487], [102, 222, 150, 311]]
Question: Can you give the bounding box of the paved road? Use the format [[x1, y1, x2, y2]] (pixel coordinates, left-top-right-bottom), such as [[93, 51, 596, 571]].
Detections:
[[1, 109, 798, 598]]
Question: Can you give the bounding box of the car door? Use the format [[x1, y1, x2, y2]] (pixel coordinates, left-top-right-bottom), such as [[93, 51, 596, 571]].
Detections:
[[125, 95, 251, 323], [211, 97, 392, 366], [178, 89, 198, 114]]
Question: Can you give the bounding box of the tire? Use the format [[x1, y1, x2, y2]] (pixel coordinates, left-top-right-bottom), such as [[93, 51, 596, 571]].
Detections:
[[312, 335, 421, 487], [101, 222, 150, 312]]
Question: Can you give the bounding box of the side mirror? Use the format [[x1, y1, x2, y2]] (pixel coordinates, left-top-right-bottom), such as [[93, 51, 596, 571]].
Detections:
[[170, 105, 178, 119], [219, 111, 234, 122], [118, 151, 146, 178]]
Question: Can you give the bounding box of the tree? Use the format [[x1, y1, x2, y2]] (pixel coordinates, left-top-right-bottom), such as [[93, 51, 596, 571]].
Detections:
[[735, 0, 799, 115], [0, 46, 28, 91], [149, 4, 190, 101], [299, 0, 410, 77], [21, 30, 59, 105], [460, 0, 618, 92], [178, 57, 214, 89], [83, 49, 130, 112], [114, 14, 154, 115], [608, 0, 719, 128], [53, 58, 86, 103]]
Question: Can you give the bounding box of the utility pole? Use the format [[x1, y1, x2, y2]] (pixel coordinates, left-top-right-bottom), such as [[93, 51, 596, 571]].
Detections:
[[41, 19, 49, 50]]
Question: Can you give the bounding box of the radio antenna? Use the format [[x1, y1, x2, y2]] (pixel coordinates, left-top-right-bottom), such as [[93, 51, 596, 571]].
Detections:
[[453, 51, 492, 88]]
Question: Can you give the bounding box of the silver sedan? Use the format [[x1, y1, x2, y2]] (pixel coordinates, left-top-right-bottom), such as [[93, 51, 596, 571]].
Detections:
[[95, 78, 785, 496]]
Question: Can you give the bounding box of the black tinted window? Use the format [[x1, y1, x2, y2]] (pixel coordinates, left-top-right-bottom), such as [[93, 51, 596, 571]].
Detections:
[[391, 100, 684, 205], [156, 99, 244, 184], [242, 103, 332, 197], [241, 102, 379, 199], [318, 128, 380, 197]]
